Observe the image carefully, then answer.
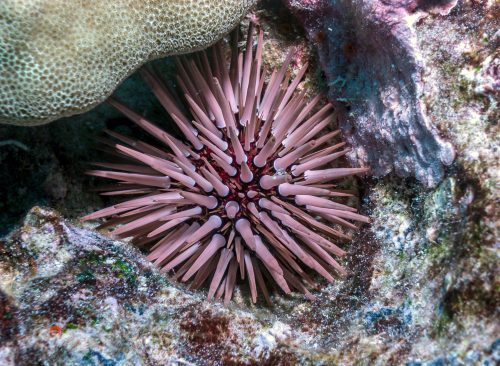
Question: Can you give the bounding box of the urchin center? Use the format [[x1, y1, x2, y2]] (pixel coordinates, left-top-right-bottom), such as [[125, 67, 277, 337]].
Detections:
[[204, 143, 284, 221]]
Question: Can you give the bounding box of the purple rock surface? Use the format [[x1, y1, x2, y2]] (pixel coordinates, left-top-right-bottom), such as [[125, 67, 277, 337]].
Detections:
[[284, 0, 458, 187]]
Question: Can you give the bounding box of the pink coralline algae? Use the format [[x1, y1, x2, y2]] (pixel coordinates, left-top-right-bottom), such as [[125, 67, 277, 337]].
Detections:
[[82, 25, 369, 304]]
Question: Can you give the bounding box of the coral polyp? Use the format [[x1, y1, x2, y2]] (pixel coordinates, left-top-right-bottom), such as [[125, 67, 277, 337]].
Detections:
[[82, 24, 369, 304]]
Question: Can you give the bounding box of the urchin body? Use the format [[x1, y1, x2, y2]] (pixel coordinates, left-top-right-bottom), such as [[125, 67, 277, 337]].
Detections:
[[83, 25, 369, 304]]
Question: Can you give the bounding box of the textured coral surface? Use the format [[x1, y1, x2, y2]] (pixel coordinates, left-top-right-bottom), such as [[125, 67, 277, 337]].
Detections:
[[0, 0, 256, 126], [0, 0, 498, 365]]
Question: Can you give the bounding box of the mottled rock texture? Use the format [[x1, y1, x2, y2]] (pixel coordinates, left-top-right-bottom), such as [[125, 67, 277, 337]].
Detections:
[[0, 0, 257, 126], [284, 0, 462, 187], [0, 207, 324, 365]]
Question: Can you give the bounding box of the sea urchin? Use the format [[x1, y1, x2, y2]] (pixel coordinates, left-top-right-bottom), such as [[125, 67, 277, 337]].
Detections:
[[82, 24, 369, 304]]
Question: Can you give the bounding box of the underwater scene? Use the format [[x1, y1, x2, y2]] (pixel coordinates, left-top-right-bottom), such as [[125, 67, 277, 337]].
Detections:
[[0, 1, 498, 365]]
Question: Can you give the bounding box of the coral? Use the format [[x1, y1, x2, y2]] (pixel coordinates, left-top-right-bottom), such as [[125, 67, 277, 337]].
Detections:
[[83, 25, 369, 304], [284, 0, 458, 187], [0, 0, 257, 126]]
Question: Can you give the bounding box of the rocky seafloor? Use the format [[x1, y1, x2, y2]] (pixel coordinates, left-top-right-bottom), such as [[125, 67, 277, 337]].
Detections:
[[0, 1, 498, 365]]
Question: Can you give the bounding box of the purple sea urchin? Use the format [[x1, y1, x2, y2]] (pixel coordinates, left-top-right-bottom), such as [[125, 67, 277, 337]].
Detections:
[[83, 24, 369, 304]]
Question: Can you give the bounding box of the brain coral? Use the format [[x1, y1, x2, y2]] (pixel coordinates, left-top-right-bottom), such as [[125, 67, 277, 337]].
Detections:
[[0, 0, 257, 126]]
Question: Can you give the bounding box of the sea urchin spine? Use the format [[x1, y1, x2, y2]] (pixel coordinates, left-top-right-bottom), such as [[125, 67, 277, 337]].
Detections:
[[82, 24, 369, 304]]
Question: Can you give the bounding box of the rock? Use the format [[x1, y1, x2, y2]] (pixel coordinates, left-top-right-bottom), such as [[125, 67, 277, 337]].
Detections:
[[0, 0, 257, 126], [284, 0, 460, 187], [1, 179, 498, 364], [0, 207, 324, 365]]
